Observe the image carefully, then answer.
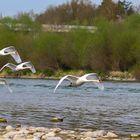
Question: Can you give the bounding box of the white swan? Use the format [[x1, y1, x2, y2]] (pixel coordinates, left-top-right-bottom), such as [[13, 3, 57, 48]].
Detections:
[[0, 46, 22, 63], [54, 73, 104, 93], [0, 61, 36, 73], [0, 79, 12, 93]]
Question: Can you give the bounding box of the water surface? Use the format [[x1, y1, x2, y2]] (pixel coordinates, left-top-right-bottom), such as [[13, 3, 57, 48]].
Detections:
[[0, 78, 140, 136]]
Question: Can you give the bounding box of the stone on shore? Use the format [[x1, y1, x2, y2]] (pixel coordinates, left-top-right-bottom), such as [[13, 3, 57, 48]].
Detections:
[[5, 125, 14, 132], [0, 125, 124, 140], [0, 118, 7, 123]]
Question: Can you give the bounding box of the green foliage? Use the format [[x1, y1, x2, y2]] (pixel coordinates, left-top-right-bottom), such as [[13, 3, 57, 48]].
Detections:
[[32, 32, 64, 70], [36, 0, 97, 25], [36, 0, 135, 24], [59, 29, 91, 69], [132, 63, 140, 80], [1, 12, 140, 77]]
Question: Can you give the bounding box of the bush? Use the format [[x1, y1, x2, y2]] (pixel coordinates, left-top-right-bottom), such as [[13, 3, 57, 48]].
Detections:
[[132, 64, 140, 80]]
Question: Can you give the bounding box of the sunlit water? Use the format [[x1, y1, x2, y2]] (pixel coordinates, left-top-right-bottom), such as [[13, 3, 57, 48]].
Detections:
[[0, 78, 140, 136]]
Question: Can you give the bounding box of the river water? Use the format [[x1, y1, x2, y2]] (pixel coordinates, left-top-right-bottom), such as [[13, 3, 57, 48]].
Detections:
[[0, 78, 140, 136]]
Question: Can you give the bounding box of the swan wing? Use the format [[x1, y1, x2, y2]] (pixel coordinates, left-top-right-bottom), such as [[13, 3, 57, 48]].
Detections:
[[0, 63, 17, 71], [54, 75, 78, 93], [82, 73, 104, 90], [0, 79, 12, 93], [24, 62, 36, 73], [82, 73, 99, 80], [93, 81, 104, 90], [3, 46, 22, 63], [66, 75, 78, 82], [11, 51, 22, 63], [20, 62, 36, 73]]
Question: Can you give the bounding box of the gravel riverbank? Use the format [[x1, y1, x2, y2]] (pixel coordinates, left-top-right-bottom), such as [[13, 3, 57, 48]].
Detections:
[[0, 125, 138, 140]]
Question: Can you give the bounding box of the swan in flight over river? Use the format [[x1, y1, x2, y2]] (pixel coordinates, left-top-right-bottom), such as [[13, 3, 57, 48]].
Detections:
[[0, 46, 22, 63], [0, 61, 36, 73], [54, 73, 104, 93], [0, 79, 12, 93]]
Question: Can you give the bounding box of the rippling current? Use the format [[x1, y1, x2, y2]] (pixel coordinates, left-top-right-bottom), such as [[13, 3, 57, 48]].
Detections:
[[0, 78, 140, 136]]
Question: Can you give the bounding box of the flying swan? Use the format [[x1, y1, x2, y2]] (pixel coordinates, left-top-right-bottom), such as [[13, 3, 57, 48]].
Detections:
[[54, 73, 104, 93], [0, 79, 12, 93], [0, 61, 36, 73], [0, 46, 22, 63]]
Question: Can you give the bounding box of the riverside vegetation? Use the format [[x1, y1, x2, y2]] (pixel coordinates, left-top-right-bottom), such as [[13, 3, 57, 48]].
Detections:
[[0, 0, 140, 80]]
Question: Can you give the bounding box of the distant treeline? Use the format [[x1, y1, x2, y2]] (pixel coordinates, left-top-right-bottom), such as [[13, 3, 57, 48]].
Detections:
[[0, 0, 140, 79], [36, 0, 135, 24]]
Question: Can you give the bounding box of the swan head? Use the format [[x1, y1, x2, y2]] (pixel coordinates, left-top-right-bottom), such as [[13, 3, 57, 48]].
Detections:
[[69, 82, 73, 87]]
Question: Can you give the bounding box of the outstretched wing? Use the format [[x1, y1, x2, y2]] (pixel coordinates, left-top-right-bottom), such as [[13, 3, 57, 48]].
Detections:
[[0, 79, 12, 93], [4, 46, 22, 63], [67, 75, 78, 83], [54, 75, 78, 93], [11, 51, 22, 64], [93, 82, 104, 90], [23, 62, 36, 73], [82, 73, 104, 90], [82, 73, 99, 80], [0, 79, 7, 85], [0, 63, 17, 71]]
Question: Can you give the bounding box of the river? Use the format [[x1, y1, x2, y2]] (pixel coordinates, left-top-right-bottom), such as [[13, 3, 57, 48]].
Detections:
[[0, 78, 140, 136]]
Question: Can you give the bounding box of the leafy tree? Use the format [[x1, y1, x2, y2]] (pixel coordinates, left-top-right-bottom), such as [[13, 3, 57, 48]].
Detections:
[[97, 0, 119, 20], [118, 0, 134, 16], [15, 12, 41, 32], [36, 0, 96, 25]]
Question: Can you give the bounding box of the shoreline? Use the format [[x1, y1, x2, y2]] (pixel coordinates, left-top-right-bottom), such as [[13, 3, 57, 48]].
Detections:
[[0, 125, 139, 140], [0, 75, 139, 83], [0, 70, 138, 82]]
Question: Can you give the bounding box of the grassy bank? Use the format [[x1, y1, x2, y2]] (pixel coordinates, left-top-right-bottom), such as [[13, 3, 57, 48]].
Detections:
[[0, 70, 137, 82], [0, 69, 90, 79]]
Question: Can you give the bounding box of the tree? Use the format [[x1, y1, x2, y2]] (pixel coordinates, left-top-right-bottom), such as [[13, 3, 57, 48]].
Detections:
[[36, 0, 96, 25], [97, 0, 134, 21], [117, 0, 134, 17], [98, 0, 118, 20], [15, 12, 41, 32]]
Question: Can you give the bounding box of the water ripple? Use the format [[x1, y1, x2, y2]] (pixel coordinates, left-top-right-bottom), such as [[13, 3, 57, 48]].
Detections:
[[0, 79, 140, 136]]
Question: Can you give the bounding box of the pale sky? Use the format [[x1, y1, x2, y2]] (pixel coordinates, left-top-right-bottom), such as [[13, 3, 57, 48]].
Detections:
[[0, 0, 139, 17]]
